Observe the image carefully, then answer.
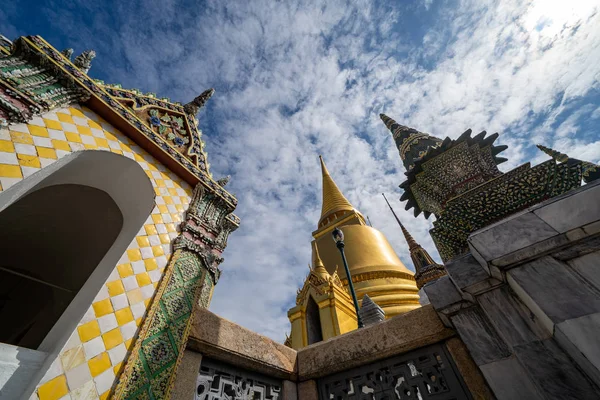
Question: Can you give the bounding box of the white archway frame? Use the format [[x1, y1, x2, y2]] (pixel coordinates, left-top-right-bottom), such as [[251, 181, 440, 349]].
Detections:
[[0, 150, 155, 399]]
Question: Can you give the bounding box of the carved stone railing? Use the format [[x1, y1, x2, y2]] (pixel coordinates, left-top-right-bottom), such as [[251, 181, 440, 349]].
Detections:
[[318, 343, 469, 399], [197, 358, 282, 400], [170, 306, 492, 400]]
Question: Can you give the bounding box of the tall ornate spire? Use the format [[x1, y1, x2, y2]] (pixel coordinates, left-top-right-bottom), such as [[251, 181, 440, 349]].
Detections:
[[319, 156, 356, 227], [382, 193, 418, 251], [382, 193, 446, 288], [380, 114, 442, 172]]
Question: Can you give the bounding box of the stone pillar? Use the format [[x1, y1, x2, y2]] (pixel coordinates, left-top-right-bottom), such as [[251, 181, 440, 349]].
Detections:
[[170, 350, 203, 400], [282, 380, 298, 400], [297, 380, 319, 400], [113, 184, 239, 399]]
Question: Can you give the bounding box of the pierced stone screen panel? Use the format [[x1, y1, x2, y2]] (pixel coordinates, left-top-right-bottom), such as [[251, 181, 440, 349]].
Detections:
[[318, 343, 471, 400], [197, 358, 282, 400]]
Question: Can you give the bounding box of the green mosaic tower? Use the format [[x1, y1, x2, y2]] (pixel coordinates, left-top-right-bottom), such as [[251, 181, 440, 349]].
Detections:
[[380, 114, 599, 262]]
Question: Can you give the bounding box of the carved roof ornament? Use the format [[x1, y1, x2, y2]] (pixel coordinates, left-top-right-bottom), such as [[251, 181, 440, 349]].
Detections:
[[311, 241, 331, 281], [217, 175, 230, 187], [284, 333, 292, 348], [73, 50, 96, 74], [0, 35, 12, 52], [61, 48, 74, 60], [295, 243, 346, 306], [184, 88, 215, 116]]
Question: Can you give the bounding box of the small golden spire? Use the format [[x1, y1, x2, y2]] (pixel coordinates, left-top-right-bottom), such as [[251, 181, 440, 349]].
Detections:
[[319, 156, 355, 226], [311, 241, 330, 280]]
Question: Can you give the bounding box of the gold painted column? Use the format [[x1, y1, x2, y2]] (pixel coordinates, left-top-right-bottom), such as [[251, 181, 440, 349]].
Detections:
[[113, 184, 239, 399]]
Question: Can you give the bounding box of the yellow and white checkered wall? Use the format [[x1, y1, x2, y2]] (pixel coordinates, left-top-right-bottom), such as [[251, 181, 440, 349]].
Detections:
[[0, 105, 193, 400]]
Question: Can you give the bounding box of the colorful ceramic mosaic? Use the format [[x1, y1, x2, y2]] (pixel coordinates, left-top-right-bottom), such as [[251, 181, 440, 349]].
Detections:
[[113, 250, 211, 399], [0, 104, 194, 399], [380, 114, 508, 219], [537, 144, 600, 184], [0, 35, 238, 209], [430, 159, 584, 261], [381, 114, 598, 262], [0, 34, 240, 400], [114, 176, 238, 400], [0, 37, 89, 126]]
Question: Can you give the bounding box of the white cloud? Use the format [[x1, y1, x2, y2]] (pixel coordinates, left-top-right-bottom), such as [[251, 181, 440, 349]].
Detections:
[[6, 0, 600, 341]]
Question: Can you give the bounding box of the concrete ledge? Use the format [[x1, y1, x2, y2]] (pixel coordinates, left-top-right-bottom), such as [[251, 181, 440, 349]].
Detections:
[[469, 211, 558, 261], [188, 308, 297, 380], [296, 305, 454, 380]]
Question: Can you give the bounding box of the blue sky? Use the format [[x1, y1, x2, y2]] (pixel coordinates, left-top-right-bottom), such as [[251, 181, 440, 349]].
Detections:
[[3, 0, 599, 341]]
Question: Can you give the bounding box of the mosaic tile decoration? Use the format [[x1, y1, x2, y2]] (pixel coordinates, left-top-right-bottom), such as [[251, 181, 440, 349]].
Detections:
[[113, 249, 213, 399], [0, 104, 193, 400], [113, 178, 237, 399]]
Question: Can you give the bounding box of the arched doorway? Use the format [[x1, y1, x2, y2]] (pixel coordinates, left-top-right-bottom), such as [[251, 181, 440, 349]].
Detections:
[[0, 184, 123, 349], [0, 150, 155, 399], [306, 296, 323, 345]]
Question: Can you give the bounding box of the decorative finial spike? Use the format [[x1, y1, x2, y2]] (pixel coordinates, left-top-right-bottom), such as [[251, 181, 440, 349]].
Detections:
[[382, 193, 446, 288], [73, 50, 96, 74], [217, 175, 230, 187], [61, 48, 74, 60], [184, 88, 215, 116], [382, 193, 418, 250], [311, 242, 330, 280]]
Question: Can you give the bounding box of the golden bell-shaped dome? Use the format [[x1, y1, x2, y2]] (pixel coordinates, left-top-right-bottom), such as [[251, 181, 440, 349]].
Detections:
[[312, 157, 420, 318]]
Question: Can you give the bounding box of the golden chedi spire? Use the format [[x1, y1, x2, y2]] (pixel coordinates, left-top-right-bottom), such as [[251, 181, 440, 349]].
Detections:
[[318, 156, 357, 227], [310, 156, 420, 318], [287, 156, 421, 348]]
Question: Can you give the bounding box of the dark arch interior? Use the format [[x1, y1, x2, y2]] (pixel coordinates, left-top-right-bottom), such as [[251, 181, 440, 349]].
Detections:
[[306, 295, 323, 345], [0, 184, 123, 349]]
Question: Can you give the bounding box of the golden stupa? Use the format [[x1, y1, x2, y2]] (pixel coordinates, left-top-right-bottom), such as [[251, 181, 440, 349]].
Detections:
[[286, 157, 420, 349]]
